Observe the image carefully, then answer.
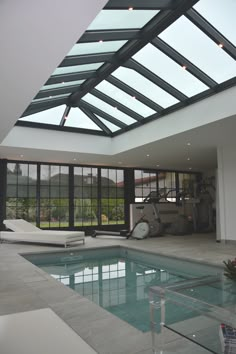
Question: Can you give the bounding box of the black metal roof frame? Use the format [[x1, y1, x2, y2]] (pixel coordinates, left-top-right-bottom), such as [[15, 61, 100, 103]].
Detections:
[[18, 0, 236, 137]]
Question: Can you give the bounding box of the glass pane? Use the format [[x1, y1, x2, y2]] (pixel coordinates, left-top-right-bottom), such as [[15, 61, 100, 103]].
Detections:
[[159, 16, 236, 83], [88, 10, 159, 30], [133, 43, 208, 96], [50, 166, 60, 180], [68, 40, 127, 56], [33, 93, 70, 102], [29, 165, 37, 184], [41, 80, 84, 91], [7, 185, 17, 197], [53, 62, 103, 76], [96, 115, 120, 132], [112, 67, 179, 108], [20, 105, 66, 125], [83, 93, 136, 125], [194, 0, 236, 46], [40, 165, 50, 182], [64, 107, 102, 130], [96, 80, 155, 116]]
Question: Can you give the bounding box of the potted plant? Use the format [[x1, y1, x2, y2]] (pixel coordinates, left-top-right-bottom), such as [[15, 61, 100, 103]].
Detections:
[[223, 258, 236, 280]]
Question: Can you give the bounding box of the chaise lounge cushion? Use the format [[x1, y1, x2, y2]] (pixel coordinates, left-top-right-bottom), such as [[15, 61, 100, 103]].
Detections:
[[4, 219, 40, 232], [1, 219, 85, 247]]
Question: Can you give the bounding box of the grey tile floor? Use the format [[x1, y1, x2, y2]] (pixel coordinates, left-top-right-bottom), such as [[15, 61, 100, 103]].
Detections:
[[0, 233, 235, 353]]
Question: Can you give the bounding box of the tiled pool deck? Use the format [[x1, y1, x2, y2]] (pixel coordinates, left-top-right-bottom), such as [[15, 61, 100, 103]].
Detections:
[[0, 233, 235, 353]]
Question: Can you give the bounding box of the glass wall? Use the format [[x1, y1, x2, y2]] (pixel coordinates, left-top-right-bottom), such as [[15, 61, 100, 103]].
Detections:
[[40, 165, 69, 228], [134, 169, 197, 203], [6, 163, 37, 223], [134, 170, 157, 202], [4, 161, 199, 230], [74, 166, 98, 227], [178, 172, 197, 198], [101, 168, 124, 225], [158, 171, 176, 202]]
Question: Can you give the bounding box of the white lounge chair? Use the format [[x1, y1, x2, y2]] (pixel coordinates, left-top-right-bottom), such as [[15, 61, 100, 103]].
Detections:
[[0, 219, 85, 247]]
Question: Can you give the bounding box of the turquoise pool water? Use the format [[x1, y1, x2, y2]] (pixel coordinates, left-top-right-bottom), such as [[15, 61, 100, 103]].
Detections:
[[24, 247, 236, 334]]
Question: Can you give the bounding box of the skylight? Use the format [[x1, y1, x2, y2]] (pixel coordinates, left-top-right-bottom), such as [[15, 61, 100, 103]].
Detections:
[[87, 9, 159, 30], [19, 0, 236, 137], [159, 16, 236, 83]]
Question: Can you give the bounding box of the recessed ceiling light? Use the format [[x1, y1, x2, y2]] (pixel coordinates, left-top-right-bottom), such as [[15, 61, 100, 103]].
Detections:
[[64, 116, 68, 120], [146, 154, 150, 157], [189, 167, 192, 170], [156, 164, 160, 167], [182, 65, 187, 70], [73, 158, 76, 161], [187, 157, 190, 161], [61, 81, 65, 84], [187, 142, 191, 146], [132, 96, 136, 99], [99, 40, 103, 43], [20, 154, 24, 158], [118, 161, 122, 164], [218, 43, 223, 48], [128, 7, 134, 11]]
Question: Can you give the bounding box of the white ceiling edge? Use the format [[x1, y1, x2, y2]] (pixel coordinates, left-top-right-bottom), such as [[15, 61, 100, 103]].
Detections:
[[112, 86, 236, 153], [0, 0, 108, 143], [1, 126, 112, 154]]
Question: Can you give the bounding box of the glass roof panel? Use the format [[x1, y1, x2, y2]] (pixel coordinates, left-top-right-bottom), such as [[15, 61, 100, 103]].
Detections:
[[82, 93, 136, 125], [19, 105, 65, 125], [41, 80, 84, 91], [68, 40, 127, 56], [33, 93, 70, 102], [194, 0, 236, 46], [159, 16, 236, 83], [133, 43, 208, 97], [112, 67, 179, 108], [53, 62, 103, 76], [88, 10, 159, 30], [64, 108, 102, 130], [95, 80, 156, 117], [96, 115, 120, 133]]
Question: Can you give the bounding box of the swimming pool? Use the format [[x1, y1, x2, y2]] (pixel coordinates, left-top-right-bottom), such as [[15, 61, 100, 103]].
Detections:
[[24, 246, 234, 335]]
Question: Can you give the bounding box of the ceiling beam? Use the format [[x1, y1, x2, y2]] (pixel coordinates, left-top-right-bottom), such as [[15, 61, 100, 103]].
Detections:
[[79, 106, 112, 135], [60, 106, 71, 126], [21, 98, 67, 118], [107, 75, 163, 112], [59, 53, 113, 67], [125, 59, 187, 101], [104, 0, 178, 10], [91, 89, 143, 121], [68, 0, 198, 105], [35, 85, 81, 100], [79, 100, 127, 128], [151, 37, 217, 88], [79, 29, 139, 43], [186, 8, 236, 60], [16, 120, 108, 136], [45, 71, 95, 85]]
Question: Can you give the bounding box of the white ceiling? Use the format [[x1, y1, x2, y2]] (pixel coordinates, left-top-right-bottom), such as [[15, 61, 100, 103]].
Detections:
[[1, 112, 236, 172]]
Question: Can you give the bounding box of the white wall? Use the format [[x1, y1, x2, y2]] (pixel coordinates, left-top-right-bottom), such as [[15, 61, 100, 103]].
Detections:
[[217, 146, 236, 242]]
